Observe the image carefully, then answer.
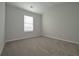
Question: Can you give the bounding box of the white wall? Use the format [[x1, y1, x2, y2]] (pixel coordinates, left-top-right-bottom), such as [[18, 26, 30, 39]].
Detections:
[[5, 3, 79, 44], [5, 4, 42, 42], [0, 2, 5, 55], [42, 5, 79, 44]]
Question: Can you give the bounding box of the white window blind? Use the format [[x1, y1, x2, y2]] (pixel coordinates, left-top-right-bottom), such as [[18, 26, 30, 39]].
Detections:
[[24, 15, 33, 32]]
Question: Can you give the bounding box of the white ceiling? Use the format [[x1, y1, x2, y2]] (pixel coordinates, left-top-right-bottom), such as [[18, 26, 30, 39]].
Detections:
[[7, 2, 79, 14]]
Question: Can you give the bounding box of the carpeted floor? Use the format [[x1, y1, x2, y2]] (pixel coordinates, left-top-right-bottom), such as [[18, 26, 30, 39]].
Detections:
[[1, 36, 79, 56]]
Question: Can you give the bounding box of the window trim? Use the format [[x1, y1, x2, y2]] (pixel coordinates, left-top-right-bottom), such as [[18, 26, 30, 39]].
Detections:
[[24, 15, 34, 32]]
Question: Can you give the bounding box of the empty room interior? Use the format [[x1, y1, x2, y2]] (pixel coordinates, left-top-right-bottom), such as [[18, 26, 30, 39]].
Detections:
[[0, 2, 79, 56]]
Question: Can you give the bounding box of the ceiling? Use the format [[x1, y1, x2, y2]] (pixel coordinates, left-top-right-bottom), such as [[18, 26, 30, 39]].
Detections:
[[7, 2, 79, 14]]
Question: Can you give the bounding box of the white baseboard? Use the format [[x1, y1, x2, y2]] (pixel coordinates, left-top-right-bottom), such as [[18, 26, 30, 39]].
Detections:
[[43, 35, 79, 45], [5, 35, 41, 43], [5, 34, 79, 45]]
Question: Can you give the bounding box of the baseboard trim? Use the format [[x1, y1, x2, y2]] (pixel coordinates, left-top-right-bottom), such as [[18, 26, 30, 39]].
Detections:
[[5, 35, 79, 45], [43, 35, 79, 45], [5, 35, 41, 43]]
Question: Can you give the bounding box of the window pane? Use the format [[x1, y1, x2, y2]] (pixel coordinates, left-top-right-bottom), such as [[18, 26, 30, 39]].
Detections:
[[24, 24, 33, 31], [24, 15, 33, 24]]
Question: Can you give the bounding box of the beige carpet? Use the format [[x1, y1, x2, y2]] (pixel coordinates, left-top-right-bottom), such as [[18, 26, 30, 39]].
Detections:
[[1, 36, 79, 56]]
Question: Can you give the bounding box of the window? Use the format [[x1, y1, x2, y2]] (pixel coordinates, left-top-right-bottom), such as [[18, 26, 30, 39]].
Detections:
[[24, 15, 33, 32]]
